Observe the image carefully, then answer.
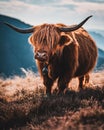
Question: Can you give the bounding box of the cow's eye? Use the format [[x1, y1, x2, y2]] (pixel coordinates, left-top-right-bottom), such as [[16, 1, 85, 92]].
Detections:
[[59, 35, 70, 46]]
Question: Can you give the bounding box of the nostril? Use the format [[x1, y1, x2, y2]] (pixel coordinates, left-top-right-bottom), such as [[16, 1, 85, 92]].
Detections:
[[41, 53, 47, 58], [35, 52, 41, 60], [37, 52, 41, 57], [35, 52, 40, 58]]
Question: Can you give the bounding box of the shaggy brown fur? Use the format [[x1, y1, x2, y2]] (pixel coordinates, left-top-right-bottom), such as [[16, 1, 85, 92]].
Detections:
[[29, 24, 98, 94]]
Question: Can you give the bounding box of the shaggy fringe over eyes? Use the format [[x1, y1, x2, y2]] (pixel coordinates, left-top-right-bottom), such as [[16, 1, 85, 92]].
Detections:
[[33, 24, 60, 50]]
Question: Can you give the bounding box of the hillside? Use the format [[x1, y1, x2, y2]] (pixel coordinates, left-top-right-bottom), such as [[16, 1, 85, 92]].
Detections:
[[97, 48, 104, 69], [0, 15, 37, 77], [0, 15, 104, 77], [0, 70, 104, 130], [89, 31, 104, 51], [89, 31, 104, 70]]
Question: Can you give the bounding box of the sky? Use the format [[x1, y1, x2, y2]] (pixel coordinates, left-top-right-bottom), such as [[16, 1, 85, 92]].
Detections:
[[0, 0, 104, 30]]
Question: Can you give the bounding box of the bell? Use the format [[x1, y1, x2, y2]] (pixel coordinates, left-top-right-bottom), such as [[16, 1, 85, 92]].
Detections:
[[42, 65, 48, 76]]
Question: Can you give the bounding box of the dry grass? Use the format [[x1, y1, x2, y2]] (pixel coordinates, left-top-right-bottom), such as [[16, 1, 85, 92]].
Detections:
[[0, 69, 45, 102], [0, 70, 104, 130]]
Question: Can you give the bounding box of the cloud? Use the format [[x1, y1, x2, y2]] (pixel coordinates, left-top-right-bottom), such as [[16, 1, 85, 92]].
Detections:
[[73, 0, 104, 4], [54, 4, 77, 10], [17, 0, 61, 5], [0, 0, 10, 1], [0, 0, 104, 29]]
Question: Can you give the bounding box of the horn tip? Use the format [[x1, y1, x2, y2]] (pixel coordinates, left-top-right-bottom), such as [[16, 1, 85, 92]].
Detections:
[[88, 15, 93, 18]]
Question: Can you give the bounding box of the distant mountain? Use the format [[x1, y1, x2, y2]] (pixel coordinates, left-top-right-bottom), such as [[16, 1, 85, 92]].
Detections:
[[89, 29, 104, 37], [0, 15, 104, 77], [97, 48, 104, 70], [0, 15, 37, 77], [89, 31, 104, 51], [89, 30, 104, 70]]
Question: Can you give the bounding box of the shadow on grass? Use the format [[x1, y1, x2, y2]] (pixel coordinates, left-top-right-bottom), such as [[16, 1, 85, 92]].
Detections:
[[0, 86, 104, 129]]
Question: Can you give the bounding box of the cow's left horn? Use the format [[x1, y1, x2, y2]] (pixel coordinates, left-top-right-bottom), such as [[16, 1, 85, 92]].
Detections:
[[59, 15, 92, 32], [4, 22, 34, 33]]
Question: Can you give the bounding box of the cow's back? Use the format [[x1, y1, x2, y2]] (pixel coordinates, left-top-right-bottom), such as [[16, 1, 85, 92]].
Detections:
[[73, 28, 98, 77]]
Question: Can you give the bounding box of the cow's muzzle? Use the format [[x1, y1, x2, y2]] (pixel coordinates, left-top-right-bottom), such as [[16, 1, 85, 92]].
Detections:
[[35, 52, 48, 62]]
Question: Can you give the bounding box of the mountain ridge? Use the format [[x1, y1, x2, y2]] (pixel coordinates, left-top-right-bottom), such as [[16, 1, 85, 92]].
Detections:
[[89, 31, 104, 51], [0, 14, 32, 28], [0, 14, 37, 77]]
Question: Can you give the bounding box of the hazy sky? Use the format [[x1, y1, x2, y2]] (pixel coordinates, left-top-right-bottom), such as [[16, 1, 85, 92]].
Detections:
[[0, 0, 104, 30]]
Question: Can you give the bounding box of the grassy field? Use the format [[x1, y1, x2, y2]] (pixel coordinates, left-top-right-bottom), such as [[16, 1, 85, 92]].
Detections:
[[0, 70, 104, 130]]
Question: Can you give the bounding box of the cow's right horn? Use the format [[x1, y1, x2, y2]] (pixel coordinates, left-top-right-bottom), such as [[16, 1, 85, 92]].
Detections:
[[59, 15, 93, 32], [4, 22, 34, 33]]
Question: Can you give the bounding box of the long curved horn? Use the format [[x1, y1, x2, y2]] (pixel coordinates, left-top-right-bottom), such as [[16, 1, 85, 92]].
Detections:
[[59, 15, 92, 32], [4, 22, 34, 33]]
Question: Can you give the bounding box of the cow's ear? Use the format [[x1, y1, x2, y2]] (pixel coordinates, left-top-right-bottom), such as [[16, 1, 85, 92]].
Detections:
[[28, 35, 33, 45], [59, 33, 73, 46]]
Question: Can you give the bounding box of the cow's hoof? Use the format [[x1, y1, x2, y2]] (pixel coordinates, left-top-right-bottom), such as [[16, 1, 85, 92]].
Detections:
[[44, 93, 51, 98], [65, 89, 70, 95], [57, 91, 64, 96]]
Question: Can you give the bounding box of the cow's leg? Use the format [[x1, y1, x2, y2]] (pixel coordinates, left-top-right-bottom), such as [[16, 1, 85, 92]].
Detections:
[[57, 76, 71, 95], [85, 74, 90, 84], [78, 76, 84, 90], [43, 75, 54, 95], [78, 74, 90, 90]]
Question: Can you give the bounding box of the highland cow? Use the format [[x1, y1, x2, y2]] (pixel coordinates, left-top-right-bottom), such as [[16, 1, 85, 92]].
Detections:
[[4, 16, 98, 95]]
